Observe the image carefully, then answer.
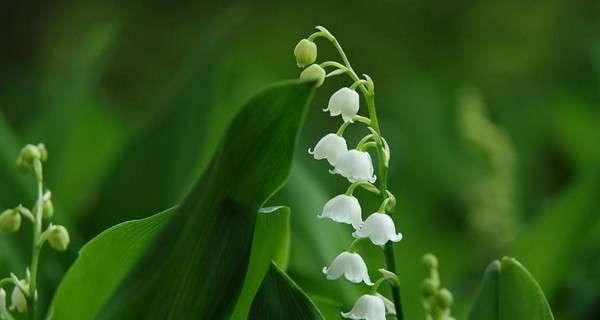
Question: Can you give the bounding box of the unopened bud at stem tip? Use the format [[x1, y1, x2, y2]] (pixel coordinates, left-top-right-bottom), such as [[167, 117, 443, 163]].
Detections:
[[294, 39, 317, 68]]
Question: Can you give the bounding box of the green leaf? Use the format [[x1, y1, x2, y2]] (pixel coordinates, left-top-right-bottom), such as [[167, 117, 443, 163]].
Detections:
[[49, 207, 175, 319], [249, 262, 324, 320], [97, 80, 315, 319], [469, 257, 555, 320], [231, 206, 291, 320], [50, 205, 291, 320]]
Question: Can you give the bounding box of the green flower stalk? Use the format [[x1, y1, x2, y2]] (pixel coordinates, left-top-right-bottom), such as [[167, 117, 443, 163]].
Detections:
[[0, 144, 70, 320], [295, 26, 404, 320]]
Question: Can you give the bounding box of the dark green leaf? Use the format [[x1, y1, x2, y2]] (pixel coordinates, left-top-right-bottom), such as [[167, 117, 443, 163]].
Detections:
[[49, 208, 175, 319], [249, 262, 324, 320], [469, 257, 555, 320], [97, 80, 315, 319]]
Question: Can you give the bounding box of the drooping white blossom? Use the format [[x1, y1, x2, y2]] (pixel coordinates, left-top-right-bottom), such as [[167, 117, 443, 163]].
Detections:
[[309, 133, 348, 166], [324, 87, 360, 122], [352, 212, 402, 246], [376, 293, 396, 316], [10, 281, 28, 313], [341, 294, 386, 320], [318, 194, 362, 229], [322, 252, 373, 285], [332, 150, 376, 183]]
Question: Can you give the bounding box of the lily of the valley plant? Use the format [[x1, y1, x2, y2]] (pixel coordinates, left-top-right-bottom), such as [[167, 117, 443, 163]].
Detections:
[[296, 26, 404, 320], [0, 144, 70, 320]]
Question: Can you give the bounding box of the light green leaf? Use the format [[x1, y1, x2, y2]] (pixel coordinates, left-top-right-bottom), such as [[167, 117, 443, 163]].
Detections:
[[469, 257, 554, 320], [249, 262, 324, 320], [49, 207, 175, 319], [97, 80, 315, 319], [231, 206, 291, 320]]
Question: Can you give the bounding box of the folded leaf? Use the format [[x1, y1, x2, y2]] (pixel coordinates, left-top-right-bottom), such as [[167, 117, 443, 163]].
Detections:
[[97, 80, 315, 319], [469, 257, 555, 320], [249, 262, 324, 320]]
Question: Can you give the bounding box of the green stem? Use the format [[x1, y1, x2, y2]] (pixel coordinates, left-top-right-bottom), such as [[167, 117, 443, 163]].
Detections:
[[346, 238, 364, 252], [27, 161, 44, 320], [365, 92, 405, 320]]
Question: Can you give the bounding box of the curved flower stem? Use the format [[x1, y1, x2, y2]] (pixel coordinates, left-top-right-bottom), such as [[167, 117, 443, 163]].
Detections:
[[357, 142, 378, 152], [346, 238, 365, 252], [336, 122, 351, 136], [345, 182, 380, 196]]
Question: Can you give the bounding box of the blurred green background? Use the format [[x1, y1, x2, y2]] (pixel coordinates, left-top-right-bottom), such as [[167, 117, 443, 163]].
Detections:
[[1, 1, 599, 319]]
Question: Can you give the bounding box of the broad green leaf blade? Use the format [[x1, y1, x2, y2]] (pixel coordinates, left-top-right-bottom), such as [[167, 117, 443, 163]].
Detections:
[[469, 257, 555, 320], [231, 206, 291, 320], [49, 208, 175, 319], [98, 81, 315, 319], [249, 262, 324, 320]]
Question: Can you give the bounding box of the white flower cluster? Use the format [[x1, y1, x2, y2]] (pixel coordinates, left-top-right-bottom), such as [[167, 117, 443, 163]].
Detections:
[[309, 89, 402, 319], [297, 27, 404, 319]]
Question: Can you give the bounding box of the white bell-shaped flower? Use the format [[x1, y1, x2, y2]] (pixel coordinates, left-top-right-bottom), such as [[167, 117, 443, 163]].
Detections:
[[10, 281, 27, 313], [308, 133, 348, 166], [318, 194, 362, 229], [341, 294, 386, 320], [332, 150, 376, 183], [352, 212, 402, 246], [324, 87, 360, 122], [376, 293, 396, 316], [322, 252, 373, 285]]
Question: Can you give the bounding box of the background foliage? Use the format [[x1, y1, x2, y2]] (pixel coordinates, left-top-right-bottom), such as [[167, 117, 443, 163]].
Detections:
[[1, 1, 599, 319]]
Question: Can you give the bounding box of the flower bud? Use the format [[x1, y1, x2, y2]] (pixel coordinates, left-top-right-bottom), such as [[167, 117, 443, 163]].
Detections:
[[299, 64, 326, 87], [16, 144, 43, 172], [10, 281, 27, 313], [37, 143, 48, 162], [294, 39, 317, 67], [48, 225, 70, 251], [435, 288, 453, 309], [42, 200, 54, 220], [19, 144, 41, 163], [40, 191, 54, 220], [421, 279, 437, 298], [422, 253, 438, 270], [0, 209, 21, 233]]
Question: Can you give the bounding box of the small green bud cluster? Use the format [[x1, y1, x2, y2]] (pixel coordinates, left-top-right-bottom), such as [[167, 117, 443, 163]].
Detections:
[[16, 143, 47, 173], [0, 143, 69, 318], [421, 253, 455, 320], [294, 37, 326, 87]]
